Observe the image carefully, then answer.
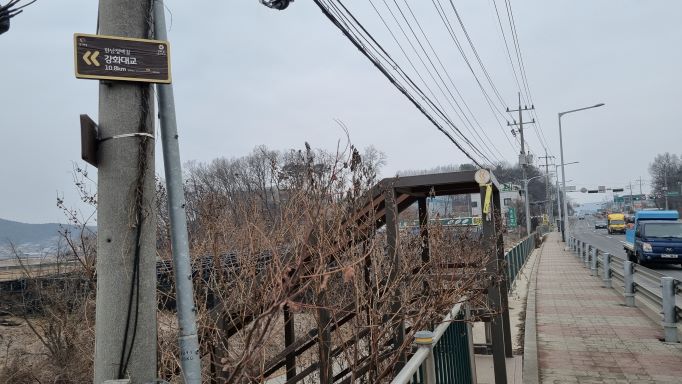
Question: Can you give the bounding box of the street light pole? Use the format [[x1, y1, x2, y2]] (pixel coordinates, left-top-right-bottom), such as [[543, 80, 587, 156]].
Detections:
[[558, 103, 605, 244], [556, 172, 562, 231], [552, 162, 578, 233]]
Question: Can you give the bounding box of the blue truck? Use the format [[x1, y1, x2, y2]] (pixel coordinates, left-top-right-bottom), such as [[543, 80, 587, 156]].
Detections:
[[623, 210, 682, 266]]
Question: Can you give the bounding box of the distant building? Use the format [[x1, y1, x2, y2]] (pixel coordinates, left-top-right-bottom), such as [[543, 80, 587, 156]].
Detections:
[[427, 183, 522, 222]]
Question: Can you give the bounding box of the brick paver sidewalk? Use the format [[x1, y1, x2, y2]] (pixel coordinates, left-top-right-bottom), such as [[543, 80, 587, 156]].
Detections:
[[535, 233, 682, 383]]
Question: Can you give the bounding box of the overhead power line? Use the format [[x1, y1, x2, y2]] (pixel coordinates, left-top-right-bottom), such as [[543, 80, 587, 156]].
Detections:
[[430, 0, 516, 151], [490, 0, 551, 156], [314, 0, 489, 167], [372, 0, 505, 162]]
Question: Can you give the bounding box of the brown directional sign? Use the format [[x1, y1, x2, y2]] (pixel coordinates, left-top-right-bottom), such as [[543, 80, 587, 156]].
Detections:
[[74, 33, 171, 83]]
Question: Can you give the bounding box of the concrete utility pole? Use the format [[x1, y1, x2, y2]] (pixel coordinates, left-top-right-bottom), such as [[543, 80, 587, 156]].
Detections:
[[539, 152, 554, 225], [94, 1, 157, 382], [507, 93, 535, 235]]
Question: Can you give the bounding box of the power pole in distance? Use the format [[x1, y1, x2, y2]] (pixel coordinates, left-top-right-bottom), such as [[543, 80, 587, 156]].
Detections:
[[539, 152, 555, 225], [507, 92, 535, 235], [94, 1, 157, 382]]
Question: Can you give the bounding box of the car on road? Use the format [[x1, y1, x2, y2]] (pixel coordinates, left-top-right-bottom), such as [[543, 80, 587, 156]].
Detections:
[[594, 220, 607, 229]]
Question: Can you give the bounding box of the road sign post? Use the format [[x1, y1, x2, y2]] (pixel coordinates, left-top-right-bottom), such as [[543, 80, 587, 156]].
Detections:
[[74, 33, 171, 83]]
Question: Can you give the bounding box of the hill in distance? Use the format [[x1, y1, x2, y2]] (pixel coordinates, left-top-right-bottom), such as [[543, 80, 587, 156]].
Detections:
[[0, 218, 95, 259]]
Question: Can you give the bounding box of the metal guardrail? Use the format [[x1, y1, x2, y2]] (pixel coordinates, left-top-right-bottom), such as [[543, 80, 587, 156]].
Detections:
[[393, 227, 550, 383], [568, 236, 681, 343]]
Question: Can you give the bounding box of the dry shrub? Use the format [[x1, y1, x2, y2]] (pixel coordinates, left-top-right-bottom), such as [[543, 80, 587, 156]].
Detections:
[[152, 141, 497, 383], [1, 141, 499, 383]]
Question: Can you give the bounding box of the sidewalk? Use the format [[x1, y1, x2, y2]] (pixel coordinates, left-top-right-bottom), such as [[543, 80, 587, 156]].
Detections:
[[533, 232, 682, 383]]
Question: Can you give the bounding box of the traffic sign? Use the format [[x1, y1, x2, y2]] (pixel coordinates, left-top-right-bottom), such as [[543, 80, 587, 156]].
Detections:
[[507, 207, 517, 228], [666, 191, 680, 197], [74, 33, 171, 83]]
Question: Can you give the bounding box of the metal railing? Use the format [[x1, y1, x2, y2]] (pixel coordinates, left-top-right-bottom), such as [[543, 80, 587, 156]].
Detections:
[[392, 227, 550, 383], [568, 235, 681, 342], [504, 234, 535, 290], [504, 225, 550, 291], [391, 301, 475, 384]]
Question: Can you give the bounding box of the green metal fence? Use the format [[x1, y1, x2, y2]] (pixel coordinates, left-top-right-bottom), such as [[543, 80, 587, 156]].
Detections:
[[504, 227, 548, 290], [433, 313, 473, 383], [392, 302, 474, 384]]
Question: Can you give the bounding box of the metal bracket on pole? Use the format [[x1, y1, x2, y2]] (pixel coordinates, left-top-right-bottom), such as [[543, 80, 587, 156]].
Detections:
[[623, 261, 635, 307], [661, 277, 678, 343], [602, 253, 612, 288], [590, 248, 597, 276]]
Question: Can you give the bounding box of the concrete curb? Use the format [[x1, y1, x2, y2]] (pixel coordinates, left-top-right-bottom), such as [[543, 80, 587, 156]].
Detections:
[[521, 237, 544, 384]]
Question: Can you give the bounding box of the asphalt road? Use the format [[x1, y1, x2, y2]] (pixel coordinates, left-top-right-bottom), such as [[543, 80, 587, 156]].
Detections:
[[571, 218, 682, 281]]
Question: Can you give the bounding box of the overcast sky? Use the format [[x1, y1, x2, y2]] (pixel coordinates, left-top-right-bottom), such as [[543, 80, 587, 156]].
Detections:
[[1, 0, 681, 223]]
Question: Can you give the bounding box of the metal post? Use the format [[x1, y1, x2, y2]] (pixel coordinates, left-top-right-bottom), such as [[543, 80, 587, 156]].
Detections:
[[623, 261, 635, 307], [94, 1, 157, 382], [283, 306, 297, 380], [504, 253, 516, 285], [480, 184, 508, 383], [602, 253, 612, 288], [661, 277, 678, 343], [153, 2, 201, 381], [415, 331, 436, 384], [556, 175, 562, 235], [559, 113, 569, 245], [465, 305, 478, 384], [582, 243, 592, 268], [590, 248, 598, 276], [494, 188, 513, 358]]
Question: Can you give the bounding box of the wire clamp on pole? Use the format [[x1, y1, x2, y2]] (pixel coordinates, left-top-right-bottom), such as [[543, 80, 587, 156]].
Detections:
[[99, 132, 155, 142]]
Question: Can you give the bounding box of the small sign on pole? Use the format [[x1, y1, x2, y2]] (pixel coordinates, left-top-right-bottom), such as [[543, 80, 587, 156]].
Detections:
[[74, 33, 171, 83], [507, 207, 517, 228], [80, 114, 99, 167]]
